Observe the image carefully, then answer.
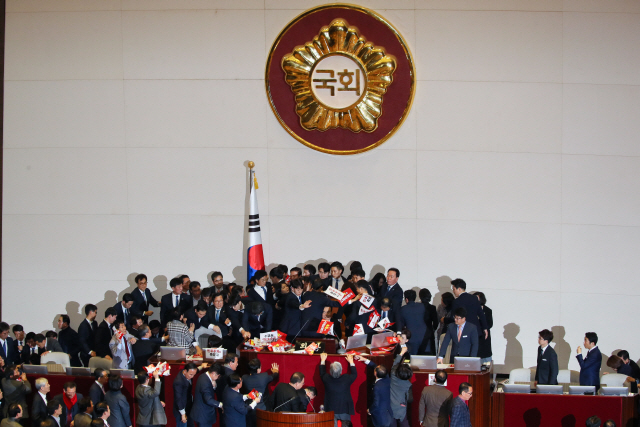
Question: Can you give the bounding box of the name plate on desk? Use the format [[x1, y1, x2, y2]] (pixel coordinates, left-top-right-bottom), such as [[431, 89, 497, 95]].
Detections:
[[294, 341, 325, 354]]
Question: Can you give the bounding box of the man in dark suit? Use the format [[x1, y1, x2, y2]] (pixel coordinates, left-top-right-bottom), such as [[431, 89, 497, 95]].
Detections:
[[190, 364, 223, 427], [161, 278, 192, 328], [222, 374, 260, 427], [535, 328, 559, 385], [206, 295, 231, 337], [377, 298, 398, 332], [246, 271, 274, 329], [327, 262, 348, 291], [419, 288, 440, 356], [576, 332, 602, 388], [398, 290, 427, 355], [71, 398, 93, 427], [57, 315, 82, 367], [77, 305, 98, 367], [450, 382, 473, 427], [437, 308, 479, 363], [211, 272, 227, 296], [184, 302, 212, 332], [359, 358, 393, 427], [272, 373, 306, 412], [277, 281, 304, 338], [173, 363, 198, 427], [132, 325, 162, 373], [11, 325, 25, 359], [89, 369, 108, 408], [130, 274, 160, 324], [300, 280, 341, 337], [216, 353, 239, 403], [319, 353, 357, 425], [450, 279, 488, 339], [94, 308, 117, 359], [617, 350, 640, 379], [24, 334, 64, 365], [241, 359, 279, 411], [31, 378, 50, 427], [54, 382, 84, 427], [0, 322, 18, 364], [112, 294, 134, 328], [379, 268, 403, 312], [242, 302, 270, 339]]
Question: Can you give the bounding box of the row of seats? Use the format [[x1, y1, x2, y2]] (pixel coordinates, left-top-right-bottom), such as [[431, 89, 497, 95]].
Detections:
[[507, 368, 629, 387]]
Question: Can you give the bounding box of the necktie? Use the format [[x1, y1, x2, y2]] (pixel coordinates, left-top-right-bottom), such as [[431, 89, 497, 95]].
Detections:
[[2, 341, 6, 356], [335, 279, 339, 289], [382, 311, 387, 319], [124, 309, 128, 324], [298, 296, 301, 304], [175, 295, 179, 307], [141, 289, 147, 303], [457, 325, 462, 342], [216, 309, 220, 322], [124, 338, 130, 361]]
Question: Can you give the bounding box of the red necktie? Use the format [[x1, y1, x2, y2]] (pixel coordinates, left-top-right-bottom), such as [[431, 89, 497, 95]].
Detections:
[[124, 338, 130, 360]]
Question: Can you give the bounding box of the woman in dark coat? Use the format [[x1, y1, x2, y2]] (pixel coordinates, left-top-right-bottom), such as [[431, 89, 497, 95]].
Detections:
[[474, 291, 493, 363]]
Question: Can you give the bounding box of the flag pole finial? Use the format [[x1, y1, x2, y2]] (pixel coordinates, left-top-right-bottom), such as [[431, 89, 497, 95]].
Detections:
[[248, 161, 255, 169]]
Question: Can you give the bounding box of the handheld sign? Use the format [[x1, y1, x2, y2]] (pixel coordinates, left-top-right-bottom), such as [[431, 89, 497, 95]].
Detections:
[[360, 293, 375, 308], [317, 320, 334, 335], [260, 331, 278, 343], [324, 287, 344, 300]]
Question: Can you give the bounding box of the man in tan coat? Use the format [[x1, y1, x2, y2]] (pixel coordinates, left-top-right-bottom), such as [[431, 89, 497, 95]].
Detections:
[[419, 370, 453, 427]]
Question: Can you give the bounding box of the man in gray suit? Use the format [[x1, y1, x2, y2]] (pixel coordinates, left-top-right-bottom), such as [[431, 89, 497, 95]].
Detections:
[[135, 370, 166, 427], [419, 370, 453, 427]]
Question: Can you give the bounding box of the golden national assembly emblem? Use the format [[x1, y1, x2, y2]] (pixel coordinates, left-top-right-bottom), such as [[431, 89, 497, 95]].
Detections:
[[266, 4, 415, 155]]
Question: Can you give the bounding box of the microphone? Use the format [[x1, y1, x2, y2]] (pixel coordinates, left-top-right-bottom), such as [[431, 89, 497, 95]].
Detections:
[[319, 404, 325, 413], [273, 396, 296, 412], [308, 397, 315, 413], [291, 319, 311, 343]]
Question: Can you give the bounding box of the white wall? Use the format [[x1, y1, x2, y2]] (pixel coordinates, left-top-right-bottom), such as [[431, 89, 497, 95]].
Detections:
[[3, 0, 640, 374]]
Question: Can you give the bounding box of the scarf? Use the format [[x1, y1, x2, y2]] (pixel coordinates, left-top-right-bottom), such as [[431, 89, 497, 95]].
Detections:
[[63, 392, 77, 426]]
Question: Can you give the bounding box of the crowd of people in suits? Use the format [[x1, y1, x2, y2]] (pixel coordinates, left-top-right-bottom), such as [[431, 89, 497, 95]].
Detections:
[[1, 260, 631, 427]]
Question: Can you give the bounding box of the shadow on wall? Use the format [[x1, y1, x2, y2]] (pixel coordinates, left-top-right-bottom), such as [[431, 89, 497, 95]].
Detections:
[[552, 326, 572, 370], [432, 275, 452, 307], [501, 323, 524, 371]]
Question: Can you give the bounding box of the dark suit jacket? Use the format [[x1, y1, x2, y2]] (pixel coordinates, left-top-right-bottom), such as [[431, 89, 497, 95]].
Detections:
[[439, 323, 479, 359], [242, 309, 270, 338], [216, 366, 235, 402], [422, 301, 439, 355], [535, 345, 559, 385], [130, 288, 159, 320], [222, 387, 250, 427], [205, 306, 230, 337], [370, 376, 393, 427], [89, 382, 105, 408], [241, 371, 279, 410], [113, 303, 132, 327], [172, 371, 194, 418], [54, 392, 84, 427], [105, 390, 130, 427], [31, 392, 47, 427], [320, 363, 357, 415], [0, 336, 18, 364], [272, 383, 304, 412], [450, 396, 471, 427], [184, 308, 212, 331], [399, 302, 428, 355], [301, 292, 340, 327], [577, 346, 602, 387], [451, 293, 488, 336], [77, 319, 97, 363], [247, 287, 274, 330], [132, 338, 162, 373], [58, 327, 82, 367], [94, 321, 114, 358], [379, 283, 404, 312], [247, 286, 275, 307], [160, 293, 192, 327], [278, 292, 303, 336], [190, 373, 221, 425], [226, 307, 244, 342]]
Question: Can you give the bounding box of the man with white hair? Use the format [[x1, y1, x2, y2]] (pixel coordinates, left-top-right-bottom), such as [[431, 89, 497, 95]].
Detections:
[[319, 353, 357, 427], [32, 378, 50, 427]]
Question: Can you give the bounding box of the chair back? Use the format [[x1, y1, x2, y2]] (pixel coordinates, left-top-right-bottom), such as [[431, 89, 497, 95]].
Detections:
[[88, 357, 113, 371], [557, 369, 580, 383], [600, 373, 628, 387], [41, 352, 71, 368], [509, 368, 532, 383], [45, 363, 65, 373]]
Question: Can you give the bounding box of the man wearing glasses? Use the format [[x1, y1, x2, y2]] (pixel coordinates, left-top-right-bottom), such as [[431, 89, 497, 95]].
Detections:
[[450, 383, 473, 427], [437, 308, 478, 364]]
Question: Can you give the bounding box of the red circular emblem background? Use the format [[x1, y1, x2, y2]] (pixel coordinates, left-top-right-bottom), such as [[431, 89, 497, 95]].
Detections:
[[265, 4, 416, 155]]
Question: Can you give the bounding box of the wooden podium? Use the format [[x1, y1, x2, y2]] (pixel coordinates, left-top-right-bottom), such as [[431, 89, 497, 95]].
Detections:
[[256, 409, 334, 427]]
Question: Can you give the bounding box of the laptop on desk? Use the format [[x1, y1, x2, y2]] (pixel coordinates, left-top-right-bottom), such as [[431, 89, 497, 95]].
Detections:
[[453, 357, 481, 372], [346, 335, 367, 351], [536, 384, 563, 395], [66, 367, 91, 376], [370, 332, 394, 349], [160, 347, 187, 360], [410, 355, 437, 371], [503, 383, 531, 394]]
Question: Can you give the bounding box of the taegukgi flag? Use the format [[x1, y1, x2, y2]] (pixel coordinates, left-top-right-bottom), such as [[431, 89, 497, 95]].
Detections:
[[247, 168, 265, 283]]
